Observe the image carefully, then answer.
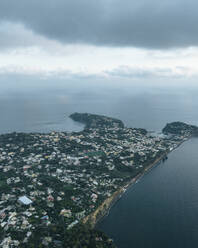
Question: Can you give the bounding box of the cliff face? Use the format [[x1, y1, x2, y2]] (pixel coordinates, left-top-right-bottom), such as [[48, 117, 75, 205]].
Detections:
[[83, 188, 124, 228], [83, 153, 167, 229]]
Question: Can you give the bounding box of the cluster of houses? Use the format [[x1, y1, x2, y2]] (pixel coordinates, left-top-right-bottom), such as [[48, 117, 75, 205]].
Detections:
[[0, 121, 186, 247]]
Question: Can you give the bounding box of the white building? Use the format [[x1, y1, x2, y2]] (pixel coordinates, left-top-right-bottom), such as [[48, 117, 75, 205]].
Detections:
[[18, 196, 33, 206]]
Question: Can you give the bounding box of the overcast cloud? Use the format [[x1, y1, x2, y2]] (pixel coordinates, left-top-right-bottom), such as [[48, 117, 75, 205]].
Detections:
[[1, 0, 198, 80], [0, 0, 198, 49]]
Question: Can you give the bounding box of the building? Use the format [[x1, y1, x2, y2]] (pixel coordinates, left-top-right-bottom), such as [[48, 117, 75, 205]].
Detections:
[[18, 196, 33, 206]]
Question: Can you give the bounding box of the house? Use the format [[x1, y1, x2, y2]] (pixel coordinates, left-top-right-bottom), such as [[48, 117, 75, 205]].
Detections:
[[18, 196, 33, 206]]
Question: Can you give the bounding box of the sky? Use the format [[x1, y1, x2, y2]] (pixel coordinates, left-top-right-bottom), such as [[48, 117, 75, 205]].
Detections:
[[1, 0, 198, 82]]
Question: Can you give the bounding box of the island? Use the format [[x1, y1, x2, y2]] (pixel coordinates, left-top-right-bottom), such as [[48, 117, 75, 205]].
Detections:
[[162, 121, 198, 136], [70, 112, 124, 129], [0, 113, 196, 248]]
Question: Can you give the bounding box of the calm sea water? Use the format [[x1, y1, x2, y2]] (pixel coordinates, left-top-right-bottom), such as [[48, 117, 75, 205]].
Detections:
[[98, 138, 198, 248], [1, 81, 198, 133]]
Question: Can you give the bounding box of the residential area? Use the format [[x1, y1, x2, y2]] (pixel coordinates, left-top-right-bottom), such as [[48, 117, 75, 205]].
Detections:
[[0, 114, 190, 247]]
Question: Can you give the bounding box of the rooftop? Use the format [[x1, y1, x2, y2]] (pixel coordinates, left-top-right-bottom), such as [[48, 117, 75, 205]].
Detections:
[[18, 196, 33, 205]]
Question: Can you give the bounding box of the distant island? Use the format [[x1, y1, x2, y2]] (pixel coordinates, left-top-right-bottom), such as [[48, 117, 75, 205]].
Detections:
[[70, 112, 124, 129], [162, 121, 198, 136], [0, 113, 196, 248]]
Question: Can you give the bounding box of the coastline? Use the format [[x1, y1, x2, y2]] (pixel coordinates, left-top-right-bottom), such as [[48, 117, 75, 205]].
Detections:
[[83, 139, 187, 229], [1, 111, 197, 247]]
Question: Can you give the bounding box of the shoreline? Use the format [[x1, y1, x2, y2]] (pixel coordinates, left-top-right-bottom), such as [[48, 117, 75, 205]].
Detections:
[[83, 138, 187, 229]]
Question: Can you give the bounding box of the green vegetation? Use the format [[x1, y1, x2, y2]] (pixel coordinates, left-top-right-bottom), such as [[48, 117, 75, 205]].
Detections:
[[0, 113, 193, 247], [70, 113, 124, 129], [162, 121, 198, 136], [24, 223, 115, 248]]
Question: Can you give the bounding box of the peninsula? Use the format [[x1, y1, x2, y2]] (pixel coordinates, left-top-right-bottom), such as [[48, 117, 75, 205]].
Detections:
[[0, 113, 195, 248]]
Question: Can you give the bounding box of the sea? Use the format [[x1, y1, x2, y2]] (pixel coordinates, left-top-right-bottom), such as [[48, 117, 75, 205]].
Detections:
[[98, 138, 198, 248], [1, 79, 198, 248], [1, 79, 198, 134]]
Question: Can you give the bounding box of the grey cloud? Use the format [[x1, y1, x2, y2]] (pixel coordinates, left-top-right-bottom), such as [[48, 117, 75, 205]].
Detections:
[[0, 22, 75, 55], [105, 66, 190, 78], [0, 22, 43, 50], [0, 0, 198, 49], [0, 63, 191, 79], [106, 66, 156, 78]]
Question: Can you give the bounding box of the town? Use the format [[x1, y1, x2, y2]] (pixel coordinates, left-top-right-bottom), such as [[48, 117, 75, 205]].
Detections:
[[0, 113, 194, 248]]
